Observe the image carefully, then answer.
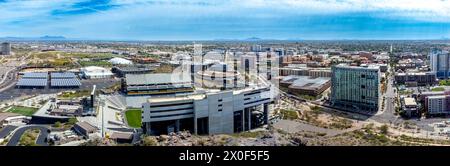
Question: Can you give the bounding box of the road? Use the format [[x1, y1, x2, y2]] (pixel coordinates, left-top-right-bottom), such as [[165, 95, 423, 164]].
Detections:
[[6, 125, 50, 146], [0, 54, 29, 92], [0, 125, 18, 139]]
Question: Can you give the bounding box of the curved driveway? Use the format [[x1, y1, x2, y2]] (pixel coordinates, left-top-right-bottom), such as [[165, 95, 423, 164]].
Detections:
[[6, 125, 50, 146]]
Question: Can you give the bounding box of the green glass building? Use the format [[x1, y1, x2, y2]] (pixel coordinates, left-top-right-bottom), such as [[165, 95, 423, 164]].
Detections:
[[331, 64, 381, 112]]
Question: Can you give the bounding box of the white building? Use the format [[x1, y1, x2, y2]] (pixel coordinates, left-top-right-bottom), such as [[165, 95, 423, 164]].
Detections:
[[80, 66, 114, 79], [142, 86, 272, 135], [241, 55, 257, 70], [109, 57, 133, 65], [426, 95, 450, 115]]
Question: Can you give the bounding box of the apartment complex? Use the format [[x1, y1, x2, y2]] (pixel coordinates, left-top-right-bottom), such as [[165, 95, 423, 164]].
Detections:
[[331, 64, 381, 112]]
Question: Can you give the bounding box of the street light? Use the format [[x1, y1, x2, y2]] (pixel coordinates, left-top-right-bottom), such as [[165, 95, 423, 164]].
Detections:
[[101, 99, 106, 138]]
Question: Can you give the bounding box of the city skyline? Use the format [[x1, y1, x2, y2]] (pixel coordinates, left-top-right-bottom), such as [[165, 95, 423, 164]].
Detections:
[[1, 0, 450, 41]]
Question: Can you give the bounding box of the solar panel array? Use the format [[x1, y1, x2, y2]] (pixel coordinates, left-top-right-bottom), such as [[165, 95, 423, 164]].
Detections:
[[17, 72, 82, 88], [16, 78, 48, 87], [22, 72, 48, 79], [50, 78, 82, 87], [51, 72, 77, 79]]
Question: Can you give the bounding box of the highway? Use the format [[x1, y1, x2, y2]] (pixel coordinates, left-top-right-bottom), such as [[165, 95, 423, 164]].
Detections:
[[6, 125, 50, 146]]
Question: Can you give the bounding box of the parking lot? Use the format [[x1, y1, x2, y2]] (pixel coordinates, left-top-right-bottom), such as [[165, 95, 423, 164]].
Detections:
[[0, 78, 118, 103]]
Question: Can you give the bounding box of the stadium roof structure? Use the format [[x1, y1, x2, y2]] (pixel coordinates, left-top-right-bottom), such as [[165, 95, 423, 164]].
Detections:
[[126, 73, 191, 85], [22, 72, 48, 79], [16, 78, 47, 87], [51, 72, 76, 79], [50, 79, 82, 87]]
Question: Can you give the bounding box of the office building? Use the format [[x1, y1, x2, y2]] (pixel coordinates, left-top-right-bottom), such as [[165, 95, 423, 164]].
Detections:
[[1, 42, 11, 55], [394, 72, 436, 86], [331, 64, 381, 112], [429, 49, 450, 79]]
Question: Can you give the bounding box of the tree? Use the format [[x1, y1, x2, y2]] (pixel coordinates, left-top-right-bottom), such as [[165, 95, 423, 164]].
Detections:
[[67, 117, 78, 125], [379, 125, 389, 135], [53, 121, 62, 128]]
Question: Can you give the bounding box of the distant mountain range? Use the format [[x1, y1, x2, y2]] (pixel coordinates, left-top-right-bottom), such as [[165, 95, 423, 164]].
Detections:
[[0, 35, 67, 41], [213, 37, 291, 41]]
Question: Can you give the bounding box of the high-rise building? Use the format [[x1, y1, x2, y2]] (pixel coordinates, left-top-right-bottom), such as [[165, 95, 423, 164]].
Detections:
[[429, 49, 450, 79], [251, 44, 262, 52], [331, 64, 381, 112], [1, 42, 11, 55]]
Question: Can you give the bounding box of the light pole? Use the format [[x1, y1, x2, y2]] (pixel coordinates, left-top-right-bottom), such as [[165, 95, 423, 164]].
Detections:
[[101, 99, 105, 138]]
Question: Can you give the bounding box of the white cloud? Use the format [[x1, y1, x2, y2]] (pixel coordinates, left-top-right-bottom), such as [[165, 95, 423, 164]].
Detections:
[[1, 0, 450, 39]]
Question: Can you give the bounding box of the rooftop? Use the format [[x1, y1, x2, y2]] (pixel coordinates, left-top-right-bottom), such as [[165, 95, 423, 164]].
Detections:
[[75, 121, 97, 132], [334, 64, 380, 70], [126, 73, 191, 85], [403, 97, 417, 106], [281, 76, 330, 89]]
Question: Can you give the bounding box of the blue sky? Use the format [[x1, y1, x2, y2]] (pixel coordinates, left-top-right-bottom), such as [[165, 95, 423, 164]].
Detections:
[[0, 0, 450, 40]]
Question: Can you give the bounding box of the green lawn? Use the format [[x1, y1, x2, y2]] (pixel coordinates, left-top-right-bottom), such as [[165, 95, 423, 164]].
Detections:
[[125, 109, 142, 128], [8, 106, 38, 116], [431, 87, 445, 92], [79, 60, 112, 67]]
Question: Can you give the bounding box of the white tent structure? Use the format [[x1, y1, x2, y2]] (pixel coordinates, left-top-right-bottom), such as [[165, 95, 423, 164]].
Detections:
[[80, 66, 114, 79], [109, 57, 133, 65]]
